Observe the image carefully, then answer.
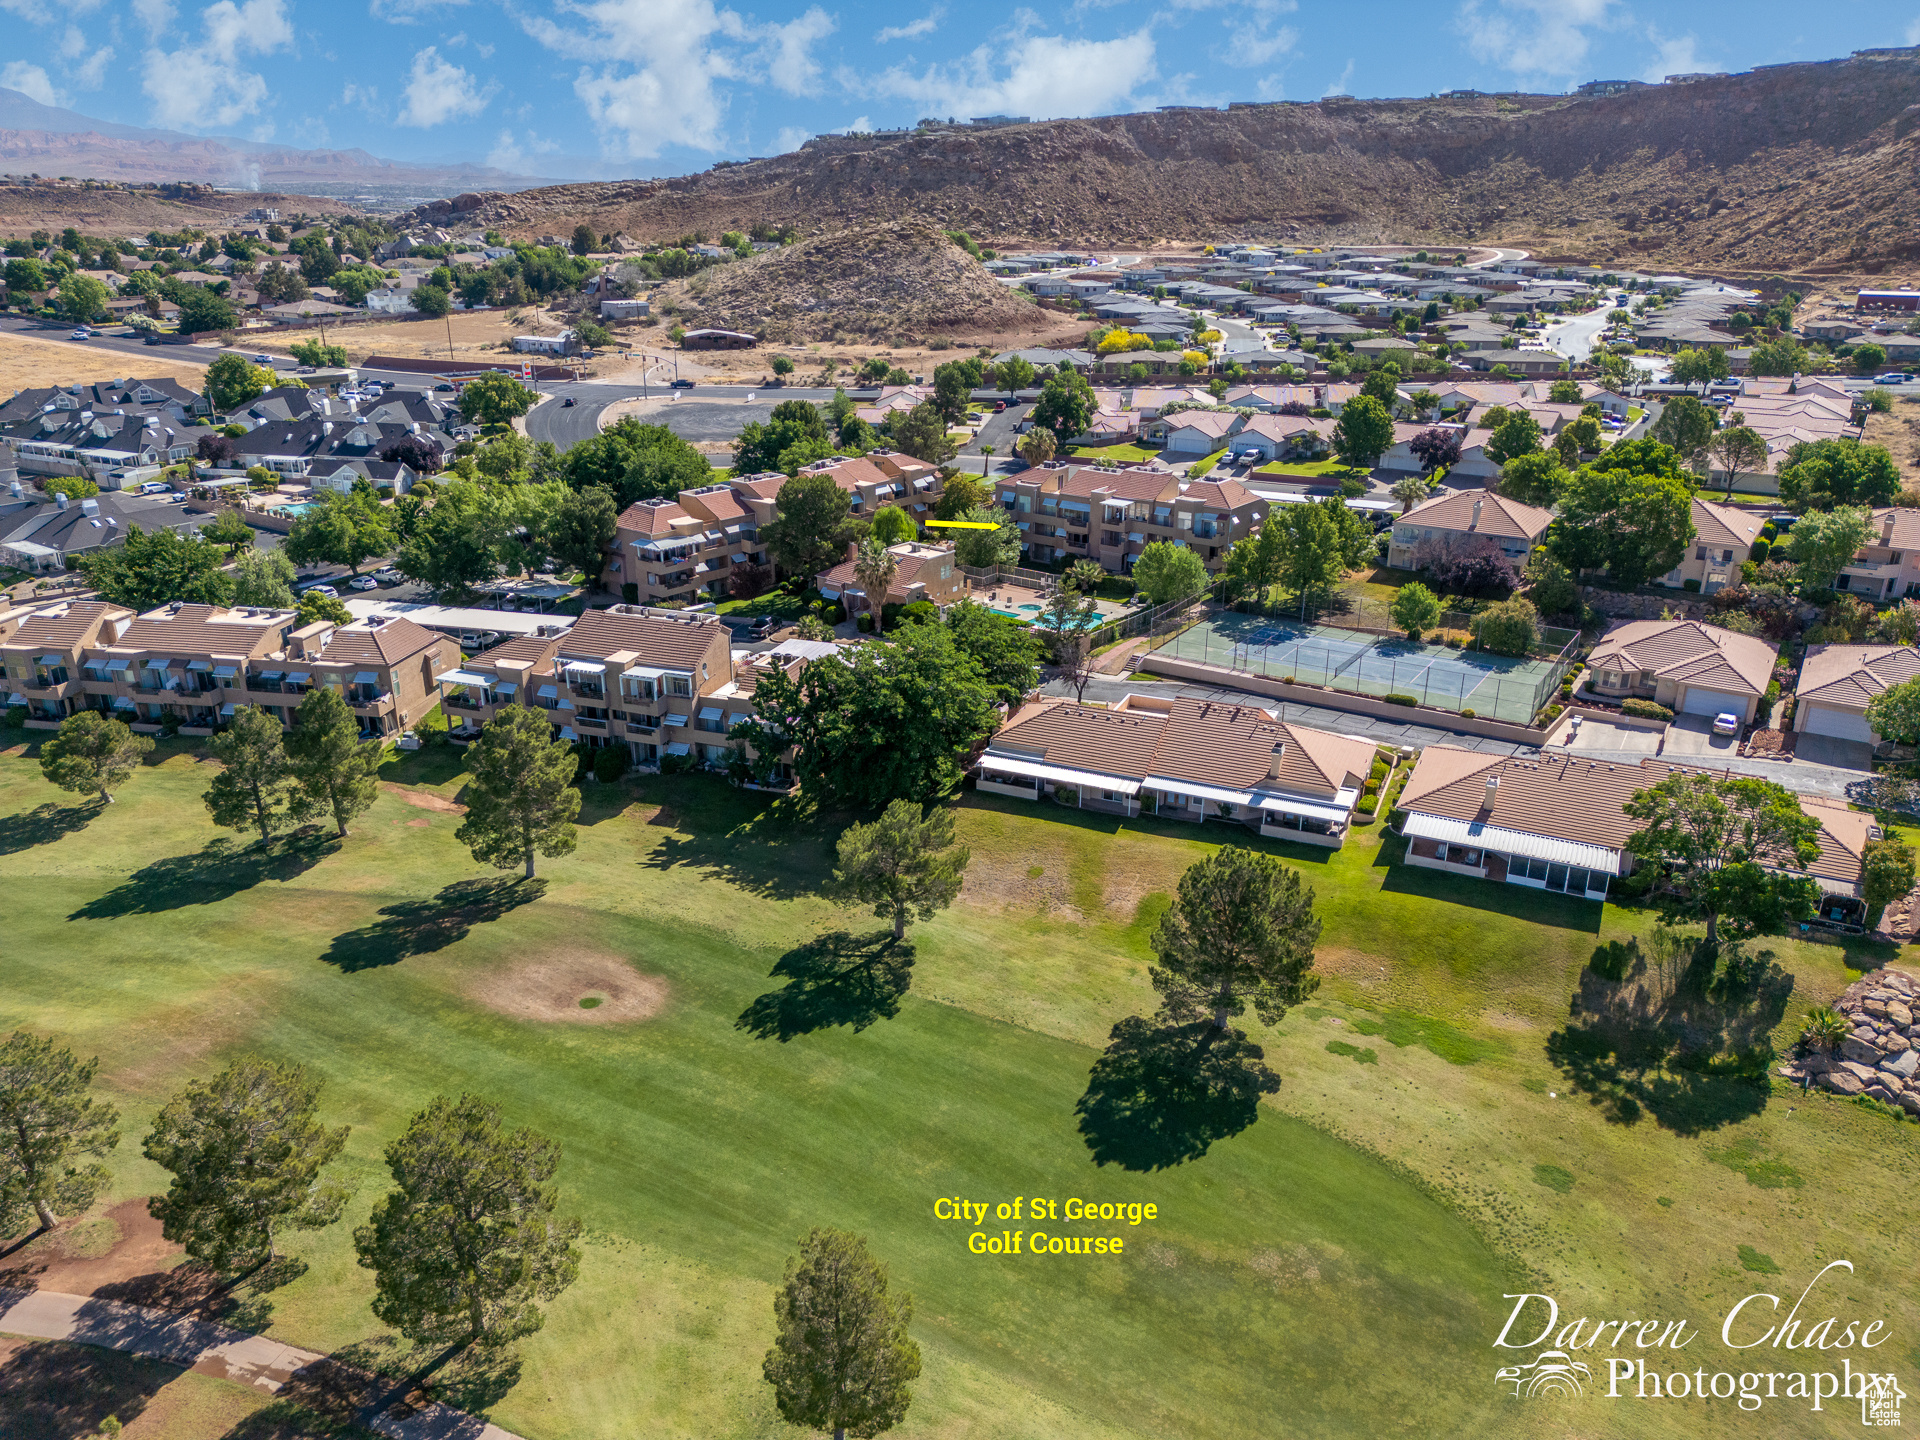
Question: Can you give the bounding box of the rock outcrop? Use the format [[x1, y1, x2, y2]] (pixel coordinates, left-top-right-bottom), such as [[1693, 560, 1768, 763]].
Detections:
[[1785, 968, 1920, 1113]]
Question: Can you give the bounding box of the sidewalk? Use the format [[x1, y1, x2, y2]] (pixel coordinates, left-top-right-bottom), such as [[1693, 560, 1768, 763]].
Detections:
[[0, 1287, 526, 1440]]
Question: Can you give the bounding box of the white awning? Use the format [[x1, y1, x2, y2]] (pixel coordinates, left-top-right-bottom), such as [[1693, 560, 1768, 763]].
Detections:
[[1143, 774, 1256, 807], [144, 657, 176, 669], [978, 752, 1143, 796], [257, 669, 283, 680], [213, 665, 237, 678], [35, 653, 60, 665], [1401, 812, 1623, 873], [1252, 792, 1357, 824], [622, 666, 668, 680], [556, 697, 575, 711], [187, 659, 213, 671], [662, 711, 688, 727], [219, 703, 237, 716], [536, 684, 559, 699], [698, 705, 723, 720], [726, 710, 750, 726], [562, 659, 606, 674], [664, 741, 691, 756], [104, 657, 132, 672], [494, 681, 519, 696], [353, 671, 379, 684], [286, 670, 310, 683], [437, 669, 493, 687]]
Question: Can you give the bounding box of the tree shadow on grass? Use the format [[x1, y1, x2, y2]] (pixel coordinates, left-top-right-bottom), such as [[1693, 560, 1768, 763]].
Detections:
[[68, 831, 341, 920], [89, 1259, 276, 1334], [321, 877, 547, 973], [328, 1333, 522, 1425], [735, 929, 914, 1041], [637, 777, 831, 901], [1544, 933, 1794, 1135], [0, 801, 97, 856], [1075, 1014, 1281, 1171], [0, 1336, 179, 1440]]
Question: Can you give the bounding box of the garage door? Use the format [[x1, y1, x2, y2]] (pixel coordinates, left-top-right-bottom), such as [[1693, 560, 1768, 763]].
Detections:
[[1801, 703, 1876, 743], [1680, 686, 1748, 717]]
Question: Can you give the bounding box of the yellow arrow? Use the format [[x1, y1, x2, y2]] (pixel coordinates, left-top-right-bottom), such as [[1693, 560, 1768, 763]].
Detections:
[[925, 520, 1001, 530]]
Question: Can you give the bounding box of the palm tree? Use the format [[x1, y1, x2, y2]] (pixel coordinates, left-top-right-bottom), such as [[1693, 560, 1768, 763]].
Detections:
[[1065, 559, 1105, 595], [1799, 1006, 1849, 1060], [1018, 427, 1056, 466], [980, 443, 994, 478], [853, 538, 899, 635], [1390, 476, 1431, 515]]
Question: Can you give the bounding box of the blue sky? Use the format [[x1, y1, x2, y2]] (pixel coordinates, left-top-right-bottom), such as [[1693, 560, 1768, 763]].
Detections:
[[0, 0, 1917, 179]]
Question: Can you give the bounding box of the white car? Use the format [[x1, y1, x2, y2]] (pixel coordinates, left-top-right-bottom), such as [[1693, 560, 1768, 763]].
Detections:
[[349, 575, 380, 591], [302, 583, 339, 599], [1712, 712, 1741, 736], [69, 328, 91, 340]]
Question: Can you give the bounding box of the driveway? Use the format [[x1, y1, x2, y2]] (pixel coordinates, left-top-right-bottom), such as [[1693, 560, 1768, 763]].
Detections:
[[1561, 716, 1662, 755], [1661, 714, 1741, 758], [1791, 733, 1876, 772]]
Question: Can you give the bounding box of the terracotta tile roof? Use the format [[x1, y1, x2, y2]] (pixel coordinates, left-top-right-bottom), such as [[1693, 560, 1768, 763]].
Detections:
[[316, 616, 445, 667], [1052, 466, 1175, 503], [1796, 644, 1920, 709], [729, 474, 787, 501], [678, 487, 748, 523], [1691, 497, 1764, 552], [1397, 489, 1554, 542], [112, 603, 293, 659], [616, 500, 693, 538], [472, 634, 565, 670], [1166, 412, 1240, 439], [0, 600, 126, 653], [1235, 413, 1334, 443], [1586, 619, 1775, 699], [1868, 507, 1920, 552], [559, 607, 725, 671], [1802, 797, 1873, 892], [1180, 477, 1254, 508]]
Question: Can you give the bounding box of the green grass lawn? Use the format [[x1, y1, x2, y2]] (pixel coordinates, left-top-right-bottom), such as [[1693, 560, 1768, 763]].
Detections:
[[715, 586, 813, 622], [1068, 443, 1155, 463], [1, 726, 1915, 1440], [1251, 459, 1362, 480]]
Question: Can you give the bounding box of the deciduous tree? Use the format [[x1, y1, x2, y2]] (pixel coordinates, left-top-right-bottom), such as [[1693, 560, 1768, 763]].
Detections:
[[1623, 773, 1822, 944], [1547, 440, 1694, 588], [1498, 450, 1571, 509], [939, 600, 1040, 706], [1331, 394, 1393, 469], [1408, 427, 1461, 478], [205, 705, 296, 845], [1863, 837, 1917, 927], [1130, 541, 1208, 606], [232, 546, 297, 608], [143, 1058, 351, 1282], [1150, 847, 1321, 1031], [204, 354, 275, 413], [1484, 411, 1543, 466], [888, 401, 956, 466], [1029, 367, 1096, 444], [1866, 676, 1920, 747], [763, 473, 861, 581], [869, 506, 916, 547], [949, 506, 1019, 569], [544, 484, 618, 581], [832, 800, 970, 940], [84, 525, 235, 610], [456, 705, 581, 878], [1786, 505, 1875, 591], [1650, 394, 1715, 473], [201, 509, 255, 555], [286, 686, 383, 837], [0, 1031, 120, 1234], [1390, 581, 1441, 641], [457, 372, 537, 427], [1776, 437, 1901, 513], [40, 711, 153, 805], [284, 492, 393, 576], [1707, 425, 1770, 499], [354, 1094, 580, 1359], [763, 1229, 920, 1440]]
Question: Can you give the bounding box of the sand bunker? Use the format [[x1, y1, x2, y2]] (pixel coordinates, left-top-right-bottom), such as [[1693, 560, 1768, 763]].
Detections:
[[471, 952, 667, 1024], [385, 784, 466, 814]]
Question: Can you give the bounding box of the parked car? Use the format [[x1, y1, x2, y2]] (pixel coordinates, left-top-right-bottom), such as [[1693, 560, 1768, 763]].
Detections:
[[349, 575, 380, 591], [434, 383, 455, 392], [1712, 712, 1741, 736], [745, 615, 778, 639], [69, 328, 90, 340], [669, 378, 695, 389], [993, 400, 1007, 412], [1873, 372, 1915, 385], [252, 354, 275, 364], [137, 481, 173, 495], [301, 583, 339, 599], [371, 568, 404, 585]]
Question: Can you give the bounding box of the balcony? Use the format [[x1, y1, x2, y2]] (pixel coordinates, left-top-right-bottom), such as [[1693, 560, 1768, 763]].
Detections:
[[625, 719, 658, 735]]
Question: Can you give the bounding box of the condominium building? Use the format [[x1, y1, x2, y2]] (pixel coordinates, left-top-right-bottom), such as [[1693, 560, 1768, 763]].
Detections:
[[993, 462, 1266, 573]]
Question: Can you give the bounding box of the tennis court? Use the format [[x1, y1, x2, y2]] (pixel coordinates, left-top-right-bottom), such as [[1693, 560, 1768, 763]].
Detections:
[[1153, 612, 1565, 723]]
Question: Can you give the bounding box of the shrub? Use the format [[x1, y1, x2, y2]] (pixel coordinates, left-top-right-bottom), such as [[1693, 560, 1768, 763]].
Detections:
[[4, 703, 24, 728], [1052, 786, 1079, 806], [899, 599, 939, 625], [1384, 693, 1419, 707], [1621, 699, 1674, 720], [622, 582, 639, 604], [1459, 707, 1476, 719], [592, 745, 629, 784], [1470, 597, 1538, 657], [1682, 578, 1701, 593], [856, 611, 873, 632]]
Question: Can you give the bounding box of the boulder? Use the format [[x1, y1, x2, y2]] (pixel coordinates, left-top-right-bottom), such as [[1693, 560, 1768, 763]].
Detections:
[[1867, 1084, 1897, 1103], [1842, 1036, 1888, 1066], [1882, 1049, 1920, 1079], [1902, 1091, 1920, 1116], [1823, 1070, 1866, 1095], [1840, 1059, 1882, 1085], [1885, 972, 1915, 995], [1884, 1031, 1912, 1055], [1864, 996, 1891, 1019], [1888, 1000, 1913, 1029]]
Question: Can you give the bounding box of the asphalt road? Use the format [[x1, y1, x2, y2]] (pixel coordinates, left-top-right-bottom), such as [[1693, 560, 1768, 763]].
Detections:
[[1541, 291, 1623, 363]]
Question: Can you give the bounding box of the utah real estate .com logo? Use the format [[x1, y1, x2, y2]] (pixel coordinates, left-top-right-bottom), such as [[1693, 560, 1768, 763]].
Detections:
[[1491, 1261, 1906, 1423]]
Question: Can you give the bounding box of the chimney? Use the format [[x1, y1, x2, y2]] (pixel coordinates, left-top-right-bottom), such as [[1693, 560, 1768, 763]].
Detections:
[[55, 491, 69, 510], [1269, 740, 1286, 778], [847, 539, 860, 563], [1470, 497, 1483, 530], [1481, 773, 1499, 811], [1884, 512, 1896, 544]]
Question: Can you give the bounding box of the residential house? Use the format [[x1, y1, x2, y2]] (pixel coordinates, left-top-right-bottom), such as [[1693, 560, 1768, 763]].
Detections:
[[814, 539, 966, 617], [1584, 618, 1776, 723], [512, 332, 580, 356], [1226, 413, 1335, 462], [1656, 497, 1764, 594], [0, 492, 212, 574], [1397, 746, 1874, 916], [297, 614, 457, 738], [1386, 490, 1553, 572], [435, 632, 567, 742], [976, 693, 1377, 847], [1793, 644, 1920, 747], [1163, 411, 1243, 457], [1836, 508, 1920, 601]]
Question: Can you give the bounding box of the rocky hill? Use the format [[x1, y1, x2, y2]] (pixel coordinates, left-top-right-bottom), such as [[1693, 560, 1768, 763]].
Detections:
[[406, 49, 1920, 280], [658, 221, 1050, 344]]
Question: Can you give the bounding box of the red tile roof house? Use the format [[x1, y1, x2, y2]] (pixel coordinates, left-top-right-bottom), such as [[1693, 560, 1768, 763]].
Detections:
[[1793, 644, 1920, 748], [815, 541, 967, 618], [976, 693, 1379, 847], [1386, 490, 1554, 572], [1584, 618, 1776, 725], [1654, 497, 1764, 595], [1396, 746, 1874, 909]]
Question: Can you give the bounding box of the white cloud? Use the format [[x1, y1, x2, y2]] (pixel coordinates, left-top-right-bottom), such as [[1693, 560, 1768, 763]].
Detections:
[[371, 0, 468, 20], [131, 0, 175, 36], [776, 124, 809, 151], [1322, 58, 1354, 96], [1641, 27, 1709, 83], [861, 29, 1158, 120], [1, 62, 58, 105], [70, 47, 113, 89], [1229, 21, 1297, 67], [488, 128, 560, 172], [1458, 0, 1617, 80], [0, 0, 105, 24], [763, 5, 835, 95], [876, 7, 942, 43], [142, 0, 293, 129], [398, 45, 496, 126], [523, 0, 748, 157], [840, 114, 871, 133]]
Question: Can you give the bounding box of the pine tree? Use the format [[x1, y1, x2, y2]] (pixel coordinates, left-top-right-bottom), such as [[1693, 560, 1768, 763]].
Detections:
[[286, 687, 383, 837], [143, 1058, 350, 1281], [204, 705, 296, 845], [39, 711, 154, 805], [763, 1229, 921, 1440], [832, 801, 970, 940], [455, 706, 581, 878], [0, 1031, 121, 1234], [1150, 847, 1321, 1031]]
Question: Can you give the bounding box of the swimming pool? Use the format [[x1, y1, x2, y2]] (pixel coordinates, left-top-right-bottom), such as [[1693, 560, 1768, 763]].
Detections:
[[990, 608, 1104, 630], [272, 502, 322, 518]]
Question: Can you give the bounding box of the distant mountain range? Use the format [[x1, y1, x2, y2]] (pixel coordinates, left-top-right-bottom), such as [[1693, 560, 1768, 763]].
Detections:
[[0, 87, 558, 198]]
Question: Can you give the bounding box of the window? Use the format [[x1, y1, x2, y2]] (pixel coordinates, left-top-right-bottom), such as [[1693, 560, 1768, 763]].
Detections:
[[667, 676, 693, 697], [1694, 547, 1707, 560]]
